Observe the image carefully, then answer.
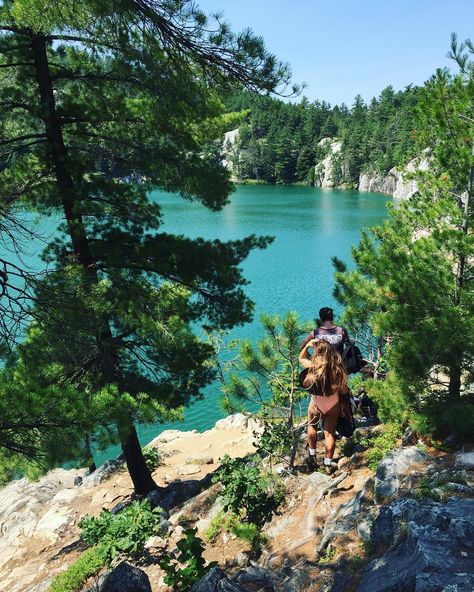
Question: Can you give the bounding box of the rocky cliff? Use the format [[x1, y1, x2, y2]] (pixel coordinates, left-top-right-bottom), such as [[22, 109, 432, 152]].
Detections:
[[314, 136, 430, 199], [358, 155, 430, 200], [314, 138, 344, 188], [1, 413, 473, 592], [222, 128, 240, 181]]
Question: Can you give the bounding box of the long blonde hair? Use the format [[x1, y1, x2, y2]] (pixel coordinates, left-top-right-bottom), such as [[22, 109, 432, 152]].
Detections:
[[306, 340, 347, 395]]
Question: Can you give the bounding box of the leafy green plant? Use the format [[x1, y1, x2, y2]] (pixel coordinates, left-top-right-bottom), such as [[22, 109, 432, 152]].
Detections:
[[414, 477, 441, 501], [203, 510, 226, 543], [363, 540, 376, 557], [141, 446, 161, 471], [365, 424, 402, 471], [346, 554, 365, 573], [230, 521, 267, 554], [79, 499, 163, 563], [318, 545, 337, 564], [159, 528, 217, 590], [48, 546, 105, 592], [213, 455, 285, 528]]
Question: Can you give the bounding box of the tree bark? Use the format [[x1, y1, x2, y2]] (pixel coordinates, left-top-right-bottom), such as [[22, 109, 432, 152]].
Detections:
[[30, 33, 157, 495], [121, 424, 159, 496], [449, 150, 472, 401], [448, 366, 462, 401]]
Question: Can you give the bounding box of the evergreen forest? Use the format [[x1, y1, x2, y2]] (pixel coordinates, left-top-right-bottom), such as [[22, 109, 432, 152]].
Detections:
[[0, 3, 473, 589], [225, 86, 421, 185]]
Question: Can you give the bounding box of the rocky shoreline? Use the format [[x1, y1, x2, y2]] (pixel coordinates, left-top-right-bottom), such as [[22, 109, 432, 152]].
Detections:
[[1, 414, 473, 592], [223, 130, 429, 199]]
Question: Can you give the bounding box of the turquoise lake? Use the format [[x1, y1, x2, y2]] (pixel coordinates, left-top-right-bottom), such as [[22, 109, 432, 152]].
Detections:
[[4, 185, 391, 464], [96, 185, 390, 464]]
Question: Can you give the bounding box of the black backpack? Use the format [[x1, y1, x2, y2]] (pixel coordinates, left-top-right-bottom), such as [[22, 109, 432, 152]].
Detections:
[[342, 340, 364, 374]]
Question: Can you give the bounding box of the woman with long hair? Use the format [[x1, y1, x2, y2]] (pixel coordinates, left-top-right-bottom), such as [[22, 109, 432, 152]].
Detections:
[[299, 339, 350, 473]]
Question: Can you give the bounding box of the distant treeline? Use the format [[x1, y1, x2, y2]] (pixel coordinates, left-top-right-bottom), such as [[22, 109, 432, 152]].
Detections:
[[225, 86, 421, 185]]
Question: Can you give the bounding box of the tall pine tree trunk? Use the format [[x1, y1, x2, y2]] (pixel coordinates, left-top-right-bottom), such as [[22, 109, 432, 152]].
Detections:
[[448, 366, 462, 400], [449, 151, 473, 401], [30, 33, 157, 496]]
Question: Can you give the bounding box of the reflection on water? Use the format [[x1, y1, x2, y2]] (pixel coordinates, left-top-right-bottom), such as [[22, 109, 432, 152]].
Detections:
[[2, 185, 390, 464]]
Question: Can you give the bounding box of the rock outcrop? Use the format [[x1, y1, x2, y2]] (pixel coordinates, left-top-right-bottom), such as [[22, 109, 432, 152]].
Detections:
[[0, 413, 259, 592], [1, 415, 472, 592], [100, 563, 152, 592], [359, 497, 474, 592], [359, 154, 430, 200], [314, 138, 343, 188], [222, 128, 239, 181], [375, 446, 429, 498]]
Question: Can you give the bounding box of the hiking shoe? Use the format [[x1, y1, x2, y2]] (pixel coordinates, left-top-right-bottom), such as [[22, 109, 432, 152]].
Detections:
[[306, 454, 317, 472]]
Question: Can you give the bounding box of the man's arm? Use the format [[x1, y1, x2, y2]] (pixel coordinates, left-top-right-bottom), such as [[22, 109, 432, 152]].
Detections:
[[299, 330, 315, 351]]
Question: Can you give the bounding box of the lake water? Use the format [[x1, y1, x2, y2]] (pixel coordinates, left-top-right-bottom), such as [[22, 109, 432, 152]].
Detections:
[[2, 185, 391, 464], [95, 185, 390, 464]]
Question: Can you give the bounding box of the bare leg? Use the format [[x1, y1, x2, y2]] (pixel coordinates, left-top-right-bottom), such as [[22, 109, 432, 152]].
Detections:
[[323, 402, 340, 459], [307, 400, 319, 450]]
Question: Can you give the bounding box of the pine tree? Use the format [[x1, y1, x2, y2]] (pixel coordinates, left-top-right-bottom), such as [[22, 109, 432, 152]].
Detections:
[[333, 37, 474, 437], [222, 313, 309, 472], [0, 0, 295, 493]]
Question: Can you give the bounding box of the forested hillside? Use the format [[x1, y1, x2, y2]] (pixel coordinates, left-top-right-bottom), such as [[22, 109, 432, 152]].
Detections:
[[225, 86, 421, 185]]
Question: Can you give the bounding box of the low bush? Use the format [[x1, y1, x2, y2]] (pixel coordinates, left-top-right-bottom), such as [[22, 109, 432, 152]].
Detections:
[[362, 423, 402, 471], [205, 510, 267, 555], [141, 446, 161, 471], [212, 455, 285, 528], [79, 499, 163, 563], [48, 546, 105, 592], [203, 510, 226, 543], [158, 528, 217, 590], [230, 520, 267, 554]]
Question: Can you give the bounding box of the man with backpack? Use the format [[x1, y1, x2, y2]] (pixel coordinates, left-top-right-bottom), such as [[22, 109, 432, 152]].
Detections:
[[299, 307, 364, 374]]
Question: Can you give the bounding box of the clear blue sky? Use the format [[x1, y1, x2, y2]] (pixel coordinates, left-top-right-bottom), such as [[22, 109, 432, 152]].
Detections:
[[197, 0, 474, 106]]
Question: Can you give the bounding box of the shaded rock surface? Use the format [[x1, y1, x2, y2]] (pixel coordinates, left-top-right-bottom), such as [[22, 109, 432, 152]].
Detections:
[[456, 451, 474, 470], [375, 446, 428, 498], [359, 497, 474, 592], [100, 562, 152, 592], [189, 567, 248, 592]]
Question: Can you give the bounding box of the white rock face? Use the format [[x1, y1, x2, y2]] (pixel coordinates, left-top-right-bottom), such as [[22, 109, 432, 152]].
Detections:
[[222, 128, 239, 177], [33, 507, 73, 542], [358, 170, 398, 195], [214, 412, 251, 431], [359, 155, 430, 199], [176, 464, 201, 476], [0, 467, 86, 562], [314, 138, 343, 188]]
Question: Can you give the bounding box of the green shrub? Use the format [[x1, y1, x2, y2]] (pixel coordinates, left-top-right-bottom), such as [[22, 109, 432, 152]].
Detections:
[[347, 554, 365, 573], [365, 423, 402, 471], [79, 499, 163, 563], [159, 528, 217, 590], [230, 521, 267, 554], [414, 477, 441, 501], [419, 399, 474, 442], [212, 455, 285, 528], [48, 546, 105, 592], [141, 446, 161, 471], [203, 510, 225, 543], [363, 540, 376, 557], [318, 545, 337, 564]]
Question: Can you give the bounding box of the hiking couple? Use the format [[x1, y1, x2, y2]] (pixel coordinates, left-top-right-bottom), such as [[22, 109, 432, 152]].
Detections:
[[299, 307, 358, 474]]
